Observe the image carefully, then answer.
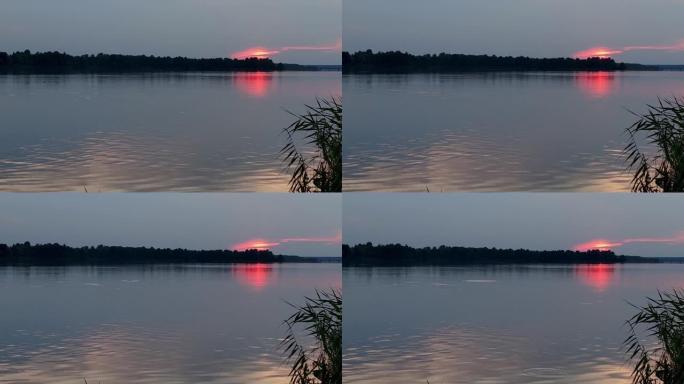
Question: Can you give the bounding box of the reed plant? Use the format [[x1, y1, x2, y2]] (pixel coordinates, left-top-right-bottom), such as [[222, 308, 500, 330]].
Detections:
[[281, 97, 342, 193], [624, 289, 684, 383], [281, 288, 342, 384], [625, 97, 684, 192]]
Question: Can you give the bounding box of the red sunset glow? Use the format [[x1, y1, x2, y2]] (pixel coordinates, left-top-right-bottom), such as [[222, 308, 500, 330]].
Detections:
[[573, 47, 624, 59], [231, 232, 342, 252], [231, 47, 280, 60], [573, 40, 684, 59], [232, 239, 281, 251], [573, 239, 623, 252], [573, 232, 684, 252]]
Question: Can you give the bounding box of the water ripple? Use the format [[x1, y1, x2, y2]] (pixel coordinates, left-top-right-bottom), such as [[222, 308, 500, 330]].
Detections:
[[343, 72, 684, 191], [343, 325, 630, 384]]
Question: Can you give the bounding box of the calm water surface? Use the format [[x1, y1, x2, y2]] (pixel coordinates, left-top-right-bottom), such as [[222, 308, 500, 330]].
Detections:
[[344, 264, 684, 383], [344, 71, 684, 191], [0, 72, 340, 191], [0, 263, 340, 383]]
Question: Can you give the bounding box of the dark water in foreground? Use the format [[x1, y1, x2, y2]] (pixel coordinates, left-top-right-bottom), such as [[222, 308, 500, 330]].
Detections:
[[0, 263, 340, 384], [343, 263, 684, 383], [0, 72, 340, 192], [343, 71, 684, 191]]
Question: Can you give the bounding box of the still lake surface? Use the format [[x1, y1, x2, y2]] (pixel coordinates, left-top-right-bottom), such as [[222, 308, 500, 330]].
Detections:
[[343, 71, 684, 191], [0, 71, 340, 191], [0, 263, 340, 384], [344, 264, 684, 384]]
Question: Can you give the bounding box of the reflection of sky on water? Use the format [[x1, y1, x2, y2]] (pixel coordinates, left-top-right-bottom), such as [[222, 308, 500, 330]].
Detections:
[[0, 264, 341, 383], [0, 325, 291, 384], [0, 325, 288, 383], [343, 264, 684, 383], [0, 72, 340, 192], [343, 71, 684, 191], [345, 325, 628, 384]]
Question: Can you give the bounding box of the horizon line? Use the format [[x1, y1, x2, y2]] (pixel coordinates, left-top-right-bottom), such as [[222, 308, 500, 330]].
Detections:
[[0, 49, 342, 67], [1, 241, 341, 258], [342, 49, 684, 66], [343, 243, 679, 258]]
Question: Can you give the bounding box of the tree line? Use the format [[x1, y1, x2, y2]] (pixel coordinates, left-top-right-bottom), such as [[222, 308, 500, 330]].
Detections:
[[0, 50, 317, 73], [342, 243, 657, 266], [342, 50, 656, 73], [0, 242, 311, 265]]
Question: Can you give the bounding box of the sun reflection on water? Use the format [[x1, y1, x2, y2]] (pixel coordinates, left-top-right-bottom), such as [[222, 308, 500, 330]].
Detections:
[[233, 72, 274, 98], [575, 264, 617, 292], [574, 72, 618, 98], [232, 263, 276, 291]]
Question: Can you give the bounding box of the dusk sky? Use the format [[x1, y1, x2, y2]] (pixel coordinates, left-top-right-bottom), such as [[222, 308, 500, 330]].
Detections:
[[0, 0, 341, 64], [344, 0, 684, 64], [344, 193, 684, 258], [0, 193, 341, 257]]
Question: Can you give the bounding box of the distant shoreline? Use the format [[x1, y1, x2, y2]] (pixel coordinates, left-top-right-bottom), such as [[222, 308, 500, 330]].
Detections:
[[0, 50, 341, 74], [342, 50, 665, 74], [343, 243, 661, 267], [0, 243, 340, 266]]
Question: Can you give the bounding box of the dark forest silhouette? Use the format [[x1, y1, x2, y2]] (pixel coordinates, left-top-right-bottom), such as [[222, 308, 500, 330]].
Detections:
[[0, 242, 327, 265], [0, 50, 323, 73], [342, 50, 657, 73], [343, 243, 657, 266]]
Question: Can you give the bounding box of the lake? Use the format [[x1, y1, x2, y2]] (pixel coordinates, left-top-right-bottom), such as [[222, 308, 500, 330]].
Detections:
[[0, 263, 340, 384], [0, 71, 340, 192], [343, 71, 684, 191], [343, 263, 684, 383]]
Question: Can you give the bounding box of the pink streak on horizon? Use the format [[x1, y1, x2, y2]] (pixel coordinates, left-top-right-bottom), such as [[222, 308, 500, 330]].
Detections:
[[281, 39, 342, 52], [573, 40, 684, 59], [230, 39, 342, 59], [281, 231, 342, 244], [623, 40, 684, 52], [573, 232, 684, 251]]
